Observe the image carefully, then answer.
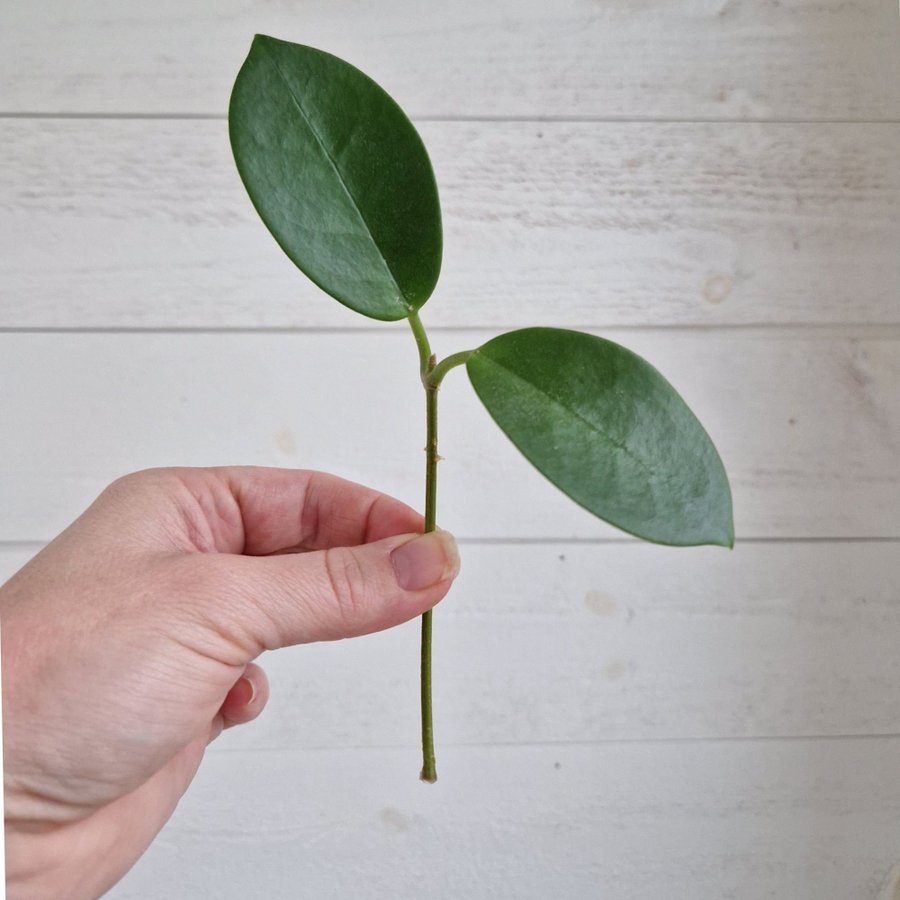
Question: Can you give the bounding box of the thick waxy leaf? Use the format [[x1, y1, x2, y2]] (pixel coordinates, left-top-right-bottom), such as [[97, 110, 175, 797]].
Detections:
[[229, 35, 442, 321], [467, 328, 734, 547]]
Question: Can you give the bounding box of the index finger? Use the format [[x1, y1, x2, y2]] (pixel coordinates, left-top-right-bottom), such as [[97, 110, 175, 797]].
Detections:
[[215, 466, 423, 555]]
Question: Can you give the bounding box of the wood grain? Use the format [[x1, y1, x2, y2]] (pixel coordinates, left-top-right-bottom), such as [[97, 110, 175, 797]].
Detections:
[[1, 120, 897, 329], [106, 740, 900, 899], [0, 330, 897, 542], [3, 1, 899, 119]]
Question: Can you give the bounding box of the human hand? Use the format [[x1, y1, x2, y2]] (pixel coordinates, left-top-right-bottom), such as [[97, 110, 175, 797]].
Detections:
[[1, 467, 459, 899]]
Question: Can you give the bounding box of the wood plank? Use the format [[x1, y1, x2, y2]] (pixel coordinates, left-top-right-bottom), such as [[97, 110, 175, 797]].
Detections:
[[0, 330, 897, 543], [7, 541, 896, 746], [2, 120, 898, 329], [107, 739, 900, 899], [3, 1, 898, 119]]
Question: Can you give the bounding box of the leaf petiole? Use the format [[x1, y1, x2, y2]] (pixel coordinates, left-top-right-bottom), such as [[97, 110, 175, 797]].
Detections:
[[408, 310, 433, 380], [427, 350, 475, 389]]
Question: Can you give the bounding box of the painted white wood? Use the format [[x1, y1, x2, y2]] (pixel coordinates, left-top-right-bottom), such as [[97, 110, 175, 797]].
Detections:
[[6, 541, 897, 746], [3, 1, 899, 119], [1, 330, 897, 543], [2, 119, 898, 329], [105, 739, 900, 899]]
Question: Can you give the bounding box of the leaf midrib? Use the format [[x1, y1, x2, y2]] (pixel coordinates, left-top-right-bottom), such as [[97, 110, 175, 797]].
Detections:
[[474, 351, 657, 481], [260, 42, 408, 311]]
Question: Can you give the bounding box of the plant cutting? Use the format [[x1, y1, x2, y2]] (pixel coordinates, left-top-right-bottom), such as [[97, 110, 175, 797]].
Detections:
[[229, 34, 734, 782]]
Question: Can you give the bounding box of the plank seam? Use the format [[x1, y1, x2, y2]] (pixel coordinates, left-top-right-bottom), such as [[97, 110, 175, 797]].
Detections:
[[1, 112, 899, 125], [3, 325, 900, 337]]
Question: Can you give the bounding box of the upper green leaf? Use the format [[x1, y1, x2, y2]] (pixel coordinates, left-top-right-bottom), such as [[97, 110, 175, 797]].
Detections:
[[229, 35, 442, 321], [467, 328, 734, 547]]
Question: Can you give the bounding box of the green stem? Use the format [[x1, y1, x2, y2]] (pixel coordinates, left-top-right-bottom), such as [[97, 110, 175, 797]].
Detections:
[[420, 375, 438, 783], [407, 311, 473, 783], [409, 310, 438, 782]]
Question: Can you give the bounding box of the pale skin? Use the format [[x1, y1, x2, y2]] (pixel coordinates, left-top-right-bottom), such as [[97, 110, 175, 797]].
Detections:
[[1, 466, 459, 899]]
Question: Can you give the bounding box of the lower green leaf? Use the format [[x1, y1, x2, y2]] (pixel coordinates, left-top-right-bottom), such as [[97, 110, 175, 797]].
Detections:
[[466, 328, 734, 547]]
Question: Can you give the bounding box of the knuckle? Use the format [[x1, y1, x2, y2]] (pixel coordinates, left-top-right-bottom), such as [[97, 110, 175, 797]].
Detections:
[[323, 547, 368, 631], [97, 471, 143, 504], [99, 467, 180, 503]]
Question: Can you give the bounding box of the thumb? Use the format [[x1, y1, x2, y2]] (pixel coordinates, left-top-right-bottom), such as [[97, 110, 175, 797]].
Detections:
[[223, 530, 460, 649]]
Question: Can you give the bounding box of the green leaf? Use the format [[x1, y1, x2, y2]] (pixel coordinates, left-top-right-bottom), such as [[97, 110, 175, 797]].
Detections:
[[229, 35, 442, 321], [466, 328, 734, 547]]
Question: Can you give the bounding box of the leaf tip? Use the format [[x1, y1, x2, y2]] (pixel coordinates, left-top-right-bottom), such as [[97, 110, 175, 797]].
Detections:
[[712, 517, 735, 549]]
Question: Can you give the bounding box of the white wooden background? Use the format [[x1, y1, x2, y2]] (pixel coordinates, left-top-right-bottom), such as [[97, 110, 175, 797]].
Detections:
[[2, 2, 899, 897]]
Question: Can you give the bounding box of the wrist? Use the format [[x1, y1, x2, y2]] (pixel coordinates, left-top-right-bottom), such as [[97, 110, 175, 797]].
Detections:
[[4, 816, 114, 900], [5, 822, 75, 900]]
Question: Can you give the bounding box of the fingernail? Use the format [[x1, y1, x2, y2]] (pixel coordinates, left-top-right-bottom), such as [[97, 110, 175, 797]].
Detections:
[[391, 531, 460, 591], [235, 676, 255, 706]]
